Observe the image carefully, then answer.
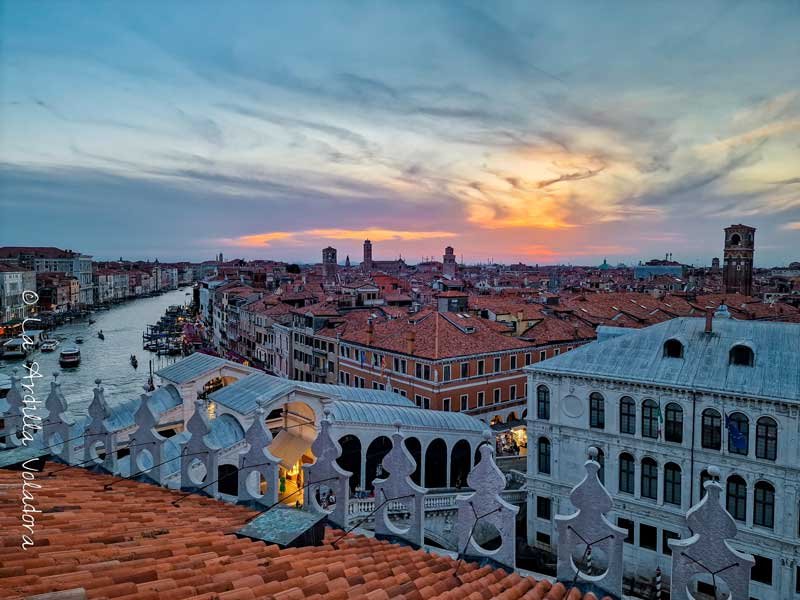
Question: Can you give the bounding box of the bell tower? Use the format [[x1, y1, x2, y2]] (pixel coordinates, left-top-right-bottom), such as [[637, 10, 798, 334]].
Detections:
[[723, 224, 755, 296]]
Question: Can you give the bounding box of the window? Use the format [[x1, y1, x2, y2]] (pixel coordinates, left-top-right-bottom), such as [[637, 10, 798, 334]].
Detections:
[[415, 363, 423, 378], [619, 453, 635, 494], [536, 385, 550, 420], [662, 530, 679, 556], [589, 392, 605, 429], [414, 394, 422, 407], [639, 524, 657, 551], [756, 417, 777, 461], [460, 395, 468, 411], [493, 388, 501, 403], [641, 457, 658, 500], [620, 396, 636, 434], [477, 392, 484, 407], [702, 409, 722, 450], [726, 475, 747, 522], [525, 353, 531, 366], [554, 348, 560, 356], [754, 481, 775, 529], [510, 355, 517, 369], [729, 344, 754, 366], [460, 363, 469, 378], [751, 555, 773, 586], [664, 463, 682, 506], [493, 357, 501, 372], [663, 338, 684, 358], [664, 403, 683, 443], [477, 360, 485, 375], [536, 532, 551, 545], [393, 357, 406, 374], [509, 385, 517, 400], [422, 397, 430, 409], [727, 412, 749, 455], [443, 397, 451, 412], [537, 437, 551, 474], [536, 496, 551, 520], [642, 399, 659, 439], [443, 365, 451, 381], [618, 518, 634, 544], [539, 350, 546, 361]]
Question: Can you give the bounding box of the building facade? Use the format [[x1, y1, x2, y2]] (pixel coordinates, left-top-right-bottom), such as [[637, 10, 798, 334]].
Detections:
[[524, 310, 800, 599], [0, 264, 36, 324], [724, 224, 756, 297]]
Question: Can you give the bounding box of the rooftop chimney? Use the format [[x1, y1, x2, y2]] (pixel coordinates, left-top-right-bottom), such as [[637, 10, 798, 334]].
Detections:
[[705, 309, 713, 334], [405, 330, 415, 355]]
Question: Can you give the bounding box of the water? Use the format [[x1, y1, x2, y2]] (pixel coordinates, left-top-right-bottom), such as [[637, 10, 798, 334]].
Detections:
[[1, 288, 192, 418]]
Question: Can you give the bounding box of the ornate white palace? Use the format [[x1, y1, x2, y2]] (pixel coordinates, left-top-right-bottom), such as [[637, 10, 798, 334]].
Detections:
[[525, 305, 800, 599]]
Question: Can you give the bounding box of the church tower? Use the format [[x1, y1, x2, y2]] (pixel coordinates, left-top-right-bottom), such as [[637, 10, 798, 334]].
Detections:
[[362, 239, 373, 271], [723, 224, 755, 296], [322, 246, 337, 281], [442, 246, 456, 279]]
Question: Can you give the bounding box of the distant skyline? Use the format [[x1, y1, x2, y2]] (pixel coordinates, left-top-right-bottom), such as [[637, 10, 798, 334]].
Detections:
[[1, 1, 799, 265]]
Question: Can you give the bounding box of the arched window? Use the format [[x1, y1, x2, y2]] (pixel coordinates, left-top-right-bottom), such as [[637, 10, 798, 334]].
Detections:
[[754, 481, 775, 529], [589, 392, 605, 429], [729, 345, 754, 366], [664, 463, 682, 506], [726, 475, 747, 522], [730, 233, 741, 245], [756, 417, 777, 461], [702, 409, 722, 450], [537, 437, 551, 475], [536, 385, 550, 420], [663, 339, 684, 358], [664, 403, 683, 443], [619, 396, 636, 435], [642, 399, 659, 439], [619, 452, 635, 494], [641, 457, 658, 500], [727, 412, 749, 455]]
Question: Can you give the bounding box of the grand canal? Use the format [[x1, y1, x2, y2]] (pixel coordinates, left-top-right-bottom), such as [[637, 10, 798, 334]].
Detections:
[[0, 288, 192, 418]]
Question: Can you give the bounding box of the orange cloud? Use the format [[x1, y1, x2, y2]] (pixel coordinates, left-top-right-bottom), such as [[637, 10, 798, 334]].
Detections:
[[218, 228, 456, 247]]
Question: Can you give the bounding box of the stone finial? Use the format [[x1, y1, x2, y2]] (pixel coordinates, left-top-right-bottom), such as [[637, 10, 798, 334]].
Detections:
[[373, 426, 426, 547], [303, 413, 351, 528], [43, 371, 76, 465], [456, 437, 519, 569], [554, 448, 625, 597], [669, 468, 754, 599], [238, 408, 280, 507]]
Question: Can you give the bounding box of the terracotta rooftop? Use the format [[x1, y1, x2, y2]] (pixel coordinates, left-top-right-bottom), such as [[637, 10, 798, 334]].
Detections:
[[0, 464, 607, 600]]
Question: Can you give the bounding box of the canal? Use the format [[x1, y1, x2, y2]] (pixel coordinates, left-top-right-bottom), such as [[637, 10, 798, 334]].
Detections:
[[0, 288, 192, 419]]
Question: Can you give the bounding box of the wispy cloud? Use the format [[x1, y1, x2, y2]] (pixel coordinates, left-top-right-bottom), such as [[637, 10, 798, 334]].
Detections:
[[219, 228, 457, 248]]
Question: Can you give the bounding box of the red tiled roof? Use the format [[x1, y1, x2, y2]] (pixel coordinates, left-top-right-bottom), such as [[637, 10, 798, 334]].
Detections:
[[0, 464, 606, 600]]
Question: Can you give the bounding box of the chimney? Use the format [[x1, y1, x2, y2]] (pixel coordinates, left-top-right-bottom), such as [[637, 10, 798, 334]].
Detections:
[[705, 309, 713, 334], [366, 319, 374, 345], [405, 329, 415, 355]]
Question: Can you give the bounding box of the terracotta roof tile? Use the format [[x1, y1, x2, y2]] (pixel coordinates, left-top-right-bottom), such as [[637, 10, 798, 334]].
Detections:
[[0, 464, 601, 600]]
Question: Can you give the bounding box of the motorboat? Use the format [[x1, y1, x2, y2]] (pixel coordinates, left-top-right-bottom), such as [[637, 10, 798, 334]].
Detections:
[[75, 337, 84, 344], [2, 338, 30, 359], [59, 347, 81, 368], [40, 339, 59, 352]]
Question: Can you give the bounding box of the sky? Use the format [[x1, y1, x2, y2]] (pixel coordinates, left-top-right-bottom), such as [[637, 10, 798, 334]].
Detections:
[[1, 1, 799, 266]]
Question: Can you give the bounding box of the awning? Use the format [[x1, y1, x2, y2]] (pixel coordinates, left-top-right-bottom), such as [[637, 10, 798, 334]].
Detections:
[[270, 430, 310, 469]]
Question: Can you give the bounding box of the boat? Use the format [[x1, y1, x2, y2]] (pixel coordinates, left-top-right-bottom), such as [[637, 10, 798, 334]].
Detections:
[[88, 318, 96, 324], [130, 354, 138, 369], [75, 337, 84, 344], [59, 347, 81, 368], [40, 339, 59, 352], [2, 338, 31, 359], [98, 330, 105, 340]]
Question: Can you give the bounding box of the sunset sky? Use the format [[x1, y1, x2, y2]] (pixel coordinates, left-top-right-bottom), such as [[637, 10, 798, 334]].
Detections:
[[1, 1, 799, 265]]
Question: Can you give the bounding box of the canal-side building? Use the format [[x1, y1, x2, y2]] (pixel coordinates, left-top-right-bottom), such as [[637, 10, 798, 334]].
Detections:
[[524, 307, 800, 599], [0, 263, 36, 325], [0, 246, 94, 306]]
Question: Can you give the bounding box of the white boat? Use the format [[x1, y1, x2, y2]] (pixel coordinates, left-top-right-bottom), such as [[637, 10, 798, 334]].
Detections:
[[40, 339, 60, 352], [59, 347, 81, 368], [2, 338, 31, 359]]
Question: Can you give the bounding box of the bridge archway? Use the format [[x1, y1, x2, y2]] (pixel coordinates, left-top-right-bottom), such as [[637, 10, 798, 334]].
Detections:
[[450, 439, 471, 488], [365, 436, 392, 490], [425, 438, 448, 488], [404, 437, 422, 485], [218, 463, 239, 496], [337, 435, 361, 491]]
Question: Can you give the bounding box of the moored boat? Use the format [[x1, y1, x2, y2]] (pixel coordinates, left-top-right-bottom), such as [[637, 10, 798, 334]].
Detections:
[[40, 339, 60, 352], [59, 347, 81, 368], [2, 338, 31, 359], [75, 337, 84, 344]]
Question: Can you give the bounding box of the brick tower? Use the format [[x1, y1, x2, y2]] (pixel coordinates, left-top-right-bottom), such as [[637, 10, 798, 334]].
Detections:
[[442, 246, 456, 279], [362, 239, 373, 271], [723, 224, 755, 296], [322, 246, 337, 280]]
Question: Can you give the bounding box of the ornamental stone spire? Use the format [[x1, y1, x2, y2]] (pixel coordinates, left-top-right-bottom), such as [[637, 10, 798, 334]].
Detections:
[[239, 407, 281, 509]]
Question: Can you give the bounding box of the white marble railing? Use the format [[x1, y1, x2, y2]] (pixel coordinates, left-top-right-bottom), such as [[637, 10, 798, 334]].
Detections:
[[347, 489, 525, 517]]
